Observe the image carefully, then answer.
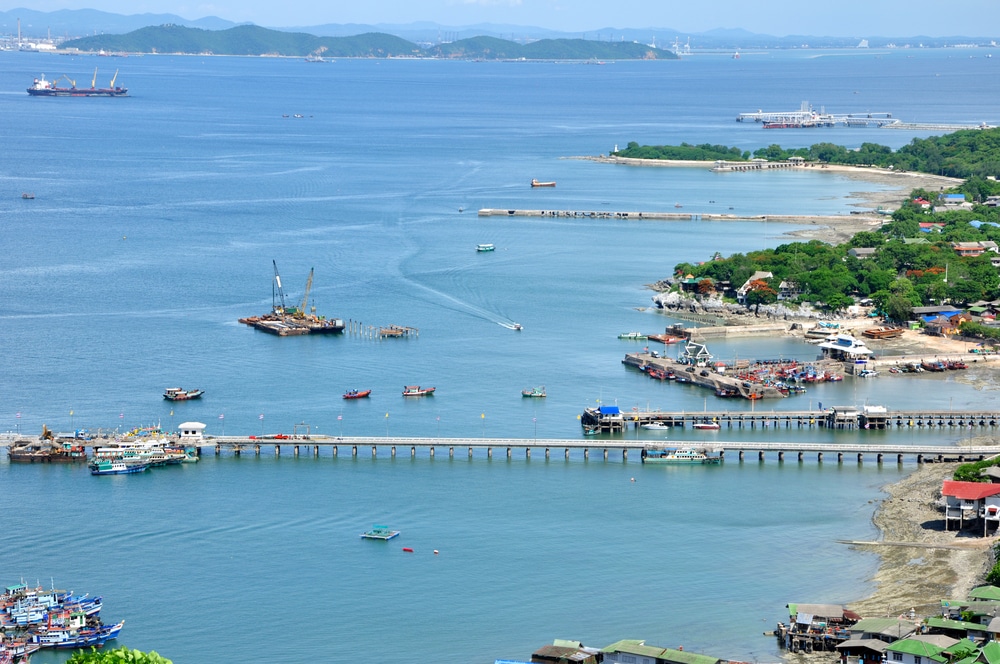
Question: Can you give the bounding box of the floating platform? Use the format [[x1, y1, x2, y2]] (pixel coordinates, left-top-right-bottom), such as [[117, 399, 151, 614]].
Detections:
[[361, 525, 400, 540], [239, 315, 345, 336]]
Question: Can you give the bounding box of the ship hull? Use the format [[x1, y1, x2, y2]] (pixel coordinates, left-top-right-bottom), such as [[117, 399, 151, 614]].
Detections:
[[28, 88, 128, 97]]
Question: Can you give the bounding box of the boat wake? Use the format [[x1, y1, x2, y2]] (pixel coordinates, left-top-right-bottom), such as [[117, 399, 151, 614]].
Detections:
[[403, 277, 518, 329]]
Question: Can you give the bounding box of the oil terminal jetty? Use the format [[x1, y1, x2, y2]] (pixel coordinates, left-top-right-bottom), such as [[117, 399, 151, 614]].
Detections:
[[477, 208, 872, 223]]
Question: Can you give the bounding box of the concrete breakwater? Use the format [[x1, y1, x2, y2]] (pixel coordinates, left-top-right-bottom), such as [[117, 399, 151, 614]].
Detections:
[[477, 208, 871, 223]]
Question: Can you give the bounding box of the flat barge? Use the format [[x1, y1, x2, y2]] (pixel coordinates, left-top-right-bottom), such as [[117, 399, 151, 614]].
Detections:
[[239, 261, 345, 336]]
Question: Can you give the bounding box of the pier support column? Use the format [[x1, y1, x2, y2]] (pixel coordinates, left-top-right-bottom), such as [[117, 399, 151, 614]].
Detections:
[[449, 447, 454, 458], [738, 450, 744, 461], [603, 449, 608, 461], [584, 449, 589, 460], [391, 446, 396, 458], [469, 447, 473, 459], [526, 448, 531, 459], [917, 454, 924, 464], [255, 444, 261, 455], [488, 447, 492, 459], [333, 446, 337, 457], [797, 451, 803, 462], [898, 454, 903, 464], [838, 452, 843, 463], [818, 452, 823, 463], [565, 448, 570, 460], [877, 453, 884, 464], [858, 453, 864, 463], [778, 451, 784, 462], [215, 445, 221, 455], [758, 450, 765, 462], [545, 448, 550, 459], [275, 445, 280, 456], [430, 447, 435, 458], [352, 445, 357, 457], [234, 446, 241, 456], [411, 446, 416, 457], [294, 445, 299, 456], [369, 446, 375, 457], [507, 447, 511, 459], [623, 449, 628, 461]]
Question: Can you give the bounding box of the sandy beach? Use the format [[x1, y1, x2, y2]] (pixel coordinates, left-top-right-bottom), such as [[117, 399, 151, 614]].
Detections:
[[572, 155, 964, 244]]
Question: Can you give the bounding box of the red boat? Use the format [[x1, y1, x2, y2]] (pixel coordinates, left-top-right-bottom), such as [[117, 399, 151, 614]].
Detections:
[[343, 389, 371, 400], [402, 386, 435, 396]]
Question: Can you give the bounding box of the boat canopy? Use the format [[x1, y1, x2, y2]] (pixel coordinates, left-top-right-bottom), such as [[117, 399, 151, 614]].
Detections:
[[598, 406, 621, 415]]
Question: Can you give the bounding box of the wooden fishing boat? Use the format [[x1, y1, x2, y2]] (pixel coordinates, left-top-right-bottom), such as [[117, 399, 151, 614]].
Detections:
[[521, 386, 546, 398], [163, 387, 204, 401], [402, 385, 435, 396], [342, 389, 371, 400]]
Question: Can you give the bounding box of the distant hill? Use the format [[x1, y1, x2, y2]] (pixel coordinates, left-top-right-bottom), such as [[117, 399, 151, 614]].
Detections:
[[60, 24, 679, 59], [0, 7, 236, 37]]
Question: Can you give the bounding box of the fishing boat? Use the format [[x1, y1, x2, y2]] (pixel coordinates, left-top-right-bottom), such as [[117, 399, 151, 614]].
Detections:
[[342, 389, 371, 400], [530, 179, 556, 187], [21, 192, 34, 199], [476, 243, 495, 252], [618, 331, 648, 340], [361, 524, 400, 540], [402, 385, 435, 396], [521, 386, 546, 398], [512, 323, 522, 331], [89, 459, 149, 475], [692, 422, 721, 430], [641, 447, 721, 464], [163, 387, 204, 401], [31, 619, 124, 649]]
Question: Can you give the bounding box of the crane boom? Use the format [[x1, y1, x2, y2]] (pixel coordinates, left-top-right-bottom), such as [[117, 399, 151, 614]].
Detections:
[[110, 69, 119, 88], [91, 67, 98, 88], [299, 268, 314, 317], [272, 260, 287, 315]]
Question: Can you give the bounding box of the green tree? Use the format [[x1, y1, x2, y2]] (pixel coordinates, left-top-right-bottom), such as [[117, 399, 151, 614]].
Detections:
[[67, 647, 172, 664]]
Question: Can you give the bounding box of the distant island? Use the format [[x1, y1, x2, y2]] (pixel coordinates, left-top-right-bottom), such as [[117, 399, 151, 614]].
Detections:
[[59, 24, 679, 60]]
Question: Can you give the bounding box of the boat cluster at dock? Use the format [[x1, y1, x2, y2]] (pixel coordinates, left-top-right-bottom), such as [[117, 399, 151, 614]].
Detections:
[[89, 437, 199, 475], [0, 582, 123, 661]]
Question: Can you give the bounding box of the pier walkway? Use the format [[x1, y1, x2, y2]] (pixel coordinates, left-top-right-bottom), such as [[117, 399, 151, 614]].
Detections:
[[477, 208, 870, 223], [199, 436, 997, 464]]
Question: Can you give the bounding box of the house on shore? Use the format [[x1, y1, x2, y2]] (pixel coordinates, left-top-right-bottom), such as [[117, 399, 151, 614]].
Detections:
[[941, 481, 1000, 534], [601, 640, 720, 664]]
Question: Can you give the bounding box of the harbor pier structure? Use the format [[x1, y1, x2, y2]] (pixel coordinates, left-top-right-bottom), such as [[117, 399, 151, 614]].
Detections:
[[1, 433, 994, 466]]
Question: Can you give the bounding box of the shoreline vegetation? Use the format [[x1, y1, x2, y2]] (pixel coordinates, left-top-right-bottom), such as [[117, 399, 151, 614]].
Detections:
[[579, 153, 999, 656]]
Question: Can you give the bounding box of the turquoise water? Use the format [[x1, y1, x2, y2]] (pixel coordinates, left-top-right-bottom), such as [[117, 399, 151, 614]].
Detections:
[[1, 49, 998, 663]]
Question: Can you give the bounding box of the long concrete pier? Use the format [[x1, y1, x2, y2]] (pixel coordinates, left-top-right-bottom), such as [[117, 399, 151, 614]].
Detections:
[[477, 208, 871, 222], [194, 436, 998, 464]]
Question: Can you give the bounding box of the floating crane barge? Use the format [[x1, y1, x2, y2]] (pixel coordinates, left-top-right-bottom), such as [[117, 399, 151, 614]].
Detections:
[[239, 261, 344, 336]]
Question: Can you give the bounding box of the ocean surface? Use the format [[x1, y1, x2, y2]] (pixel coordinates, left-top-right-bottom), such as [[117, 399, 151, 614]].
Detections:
[[1, 47, 999, 663]]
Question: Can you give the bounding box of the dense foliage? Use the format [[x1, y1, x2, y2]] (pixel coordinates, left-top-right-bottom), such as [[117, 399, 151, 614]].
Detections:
[[67, 647, 172, 664], [987, 544, 1000, 586], [954, 458, 1000, 483], [673, 190, 1000, 319], [616, 141, 749, 161], [62, 25, 678, 59], [614, 129, 1000, 179]]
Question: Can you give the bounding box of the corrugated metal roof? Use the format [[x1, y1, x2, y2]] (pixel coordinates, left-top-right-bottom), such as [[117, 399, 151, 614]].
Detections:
[[851, 617, 916, 638], [925, 616, 985, 631], [887, 638, 948, 657], [836, 639, 889, 653], [970, 585, 1000, 601], [941, 482, 1000, 501]]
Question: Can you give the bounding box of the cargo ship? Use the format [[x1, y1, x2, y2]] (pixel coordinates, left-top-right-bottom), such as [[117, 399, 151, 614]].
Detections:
[[28, 69, 128, 97]]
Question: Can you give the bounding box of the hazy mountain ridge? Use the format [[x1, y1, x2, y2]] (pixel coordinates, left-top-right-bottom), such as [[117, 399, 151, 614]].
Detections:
[[2, 7, 995, 49]]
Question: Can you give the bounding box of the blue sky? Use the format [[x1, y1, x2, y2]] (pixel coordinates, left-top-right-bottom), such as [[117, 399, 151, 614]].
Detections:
[[7, 0, 1000, 37]]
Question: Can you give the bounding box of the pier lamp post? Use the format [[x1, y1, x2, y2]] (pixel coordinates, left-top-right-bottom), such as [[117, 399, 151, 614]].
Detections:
[[259, 413, 265, 438], [385, 412, 389, 439], [70, 410, 74, 432], [533, 417, 537, 444], [481, 413, 486, 438], [436, 416, 441, 441], [337, 414, 343, 438], [15, 411, 20, 435]]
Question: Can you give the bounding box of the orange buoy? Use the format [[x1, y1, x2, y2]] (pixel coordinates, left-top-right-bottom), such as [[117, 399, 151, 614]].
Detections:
[[402, 547, 414, 553]]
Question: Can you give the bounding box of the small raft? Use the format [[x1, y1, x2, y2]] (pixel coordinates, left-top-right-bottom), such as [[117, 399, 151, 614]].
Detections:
[[361, 524, 400, 540]]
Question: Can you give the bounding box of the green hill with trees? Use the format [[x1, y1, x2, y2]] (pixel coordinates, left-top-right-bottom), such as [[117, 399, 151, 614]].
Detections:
[[615, 127, 1000, 179], [61, 24, 677, 59]]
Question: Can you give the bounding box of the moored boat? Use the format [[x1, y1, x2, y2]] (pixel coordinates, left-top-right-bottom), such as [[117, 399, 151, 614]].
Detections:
[[641, 447, 721, 464], [89, 459, 149, 475], [640, 422, 670, 430], [521, 386, 546, 398], [402, 385, 435, 397], [618, 331, 648, 340], [692, 422, 721, 430], [343, 389, 372, 400], [476, 243, 495, 252], [530, 179, 556, 187], [163, 387, 204, 401]]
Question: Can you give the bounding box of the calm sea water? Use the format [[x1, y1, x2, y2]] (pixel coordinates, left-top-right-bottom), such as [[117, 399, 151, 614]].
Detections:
[[1, 48, 999, 663]]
